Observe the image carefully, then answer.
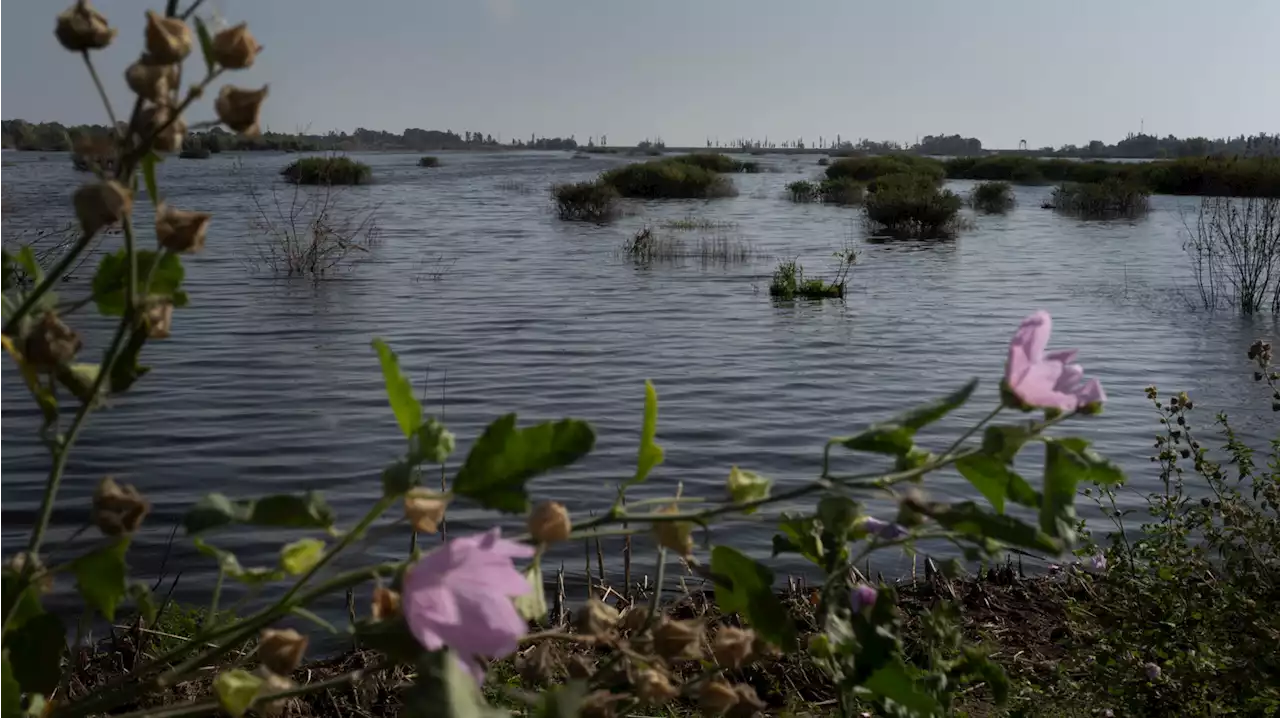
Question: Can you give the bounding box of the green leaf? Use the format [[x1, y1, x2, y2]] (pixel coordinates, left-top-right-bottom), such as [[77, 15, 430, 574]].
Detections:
[[372, 338, 423, 439], [213, 669, 264, 718], [14, 246, 43, 284], [279, 538, 326, 576], [2, 570, 47, 635], [195, 538, 283, 585], [54, 362, 102, 403], [534, 681, 590, 718], [408, 417, 455, 466], [128, 582, 157, 625], [709, 546, 796, 649], [108, 323, 151, 395], [194, 17, 217, 76], [772, 515, 824, 565], [817, 496, 860, 539], [353, 616, 425, 663], [140, 152, 161, 207], [184, 491, 336, 534], [405, 650, 504, 718], [981, 424, 1035, 462], [2, 652, 20, 718], [453, 415, 595, 513], [381, 460, 416, 497], [864, 658, 944, 717], [1041, 437, 1123, 543], [840, 423, 915, 456], [957, 454, 1028, 514], [629, 380, 664, 485], [726, 466, 770, 512], [92, 250, 184, 316], [1054, 437, 1125, 485], [899, 378, 978, 431], [6, 613, 65, 695], [71, 537, 130, 620], [926, 502, 1061, 555], [513, 556, 547, 622]]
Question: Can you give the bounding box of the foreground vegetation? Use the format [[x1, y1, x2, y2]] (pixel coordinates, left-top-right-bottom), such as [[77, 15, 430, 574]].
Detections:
[[864, 173, 964, 237], [281, 157, 373, 185]]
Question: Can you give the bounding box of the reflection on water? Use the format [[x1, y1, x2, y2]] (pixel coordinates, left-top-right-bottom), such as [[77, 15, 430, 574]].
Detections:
[[2, 150, 1275, 613]]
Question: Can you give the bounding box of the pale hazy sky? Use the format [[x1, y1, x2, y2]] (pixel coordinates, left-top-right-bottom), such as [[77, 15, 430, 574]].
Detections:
[[3, 0, 1278, 149]]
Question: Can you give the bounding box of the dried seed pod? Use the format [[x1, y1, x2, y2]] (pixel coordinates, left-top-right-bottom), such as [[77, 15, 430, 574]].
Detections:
[[125, 60, 176, 102], [73, 180, 131, 237], [516, 641, 557, 684], [211, 22, 260, 69], [371, 586, 400, 621], [652, 507, 694, 556], [654, 618, 704, 661], [155, 203, 211, 253], [528, 501, 572, 544], [566, 654, 595, 680], [711, 626, 755, 669], [215, 85, 268, 136], [575, 598, 620, 640], [580, 691, 620, 718], [144, 10, 192, 63], [23, 311, 82, 368], [258, 628, 308, 675], [404, 489, 447, 534], [55, 1, 116, 51], [699, 680, 739, 716], [727, 684, 766, 718], [92, 477, 151, 536], [635, 668, 680, 706]]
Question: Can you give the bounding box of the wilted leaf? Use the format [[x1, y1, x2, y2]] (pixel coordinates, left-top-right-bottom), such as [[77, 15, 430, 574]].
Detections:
[[213, 669, 264, 718], [453, 415, 595, 513], [710, 546, 795, 649], [372, 338, 422, 439], [71, 537, 131, 620], [279, 538, 325, 576]]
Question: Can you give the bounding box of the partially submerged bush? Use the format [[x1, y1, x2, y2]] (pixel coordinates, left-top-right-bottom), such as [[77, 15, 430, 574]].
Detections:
[[787, 180, 818, 202], [669, 152, 760, 173], [826, 154, 945, 184], [946, 155, 1280, 197], [788, 178, 863, 205], [551, 180, 619, 222], [1184, 196, 1280, 314], [1048, 179, 1149, 218], [281, 156, 372, 185], [768, 259, 844, 299], [418, 156, 440, 168], [864, 173, 964, 236], [601, 159, 737, 199], [970, 181, 1015, 212]]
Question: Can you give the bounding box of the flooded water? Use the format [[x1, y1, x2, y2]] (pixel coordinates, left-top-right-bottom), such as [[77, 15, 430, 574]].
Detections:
[[2, 150, 1275, 614]]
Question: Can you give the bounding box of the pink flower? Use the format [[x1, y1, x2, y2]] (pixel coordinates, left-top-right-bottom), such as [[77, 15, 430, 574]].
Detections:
[[862, 516, 909, 541], [1003, 311, 1106, 413], [1089, 552, 1108, 574], [850, 584, 878, 612], [402, 528, 535, 682]]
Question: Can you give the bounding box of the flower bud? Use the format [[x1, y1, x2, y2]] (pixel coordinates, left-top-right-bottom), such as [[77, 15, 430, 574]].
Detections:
[[404, 489, 447, 534], [24, 311, 82, 368], [699, 680, 739, 716], [74, 180, 132, 236], [575, 598, 620, 639], [371, 586, 400, 621], [55, 1, 116, 51], [211, 23, 260, 69], [125, 61, 176, 103], [155, 203, 211, 253], [215, 85, 268, 136], [635, 668, 679, 705], [258, 628, 307, 675], [528, 501, 571, 544], [711, 626, 755, 669], [92, 476, 150, 536], [728, 684, 766, 718], [567, 654, 595, 680], [516, 642, 556, 684], [144, 11, 192, 64], [144, 299, 174, 339], [654, 618, 703, 661], [652, 507, 694, 557]]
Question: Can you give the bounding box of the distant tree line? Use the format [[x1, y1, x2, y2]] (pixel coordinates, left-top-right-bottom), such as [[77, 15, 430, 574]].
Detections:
[[1, 119, 581, 153]]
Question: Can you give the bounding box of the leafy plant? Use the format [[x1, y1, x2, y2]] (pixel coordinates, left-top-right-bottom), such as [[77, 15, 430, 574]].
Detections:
[[864, 173, 965, 237], [551, 180, 619, 222], [969, 181, 1014, 213], [280, 156, 372, 185]]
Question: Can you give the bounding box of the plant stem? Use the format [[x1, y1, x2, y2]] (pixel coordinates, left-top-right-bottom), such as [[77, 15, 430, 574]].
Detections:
[[3, 232, 95, 335], [81, 51, 119, 135]]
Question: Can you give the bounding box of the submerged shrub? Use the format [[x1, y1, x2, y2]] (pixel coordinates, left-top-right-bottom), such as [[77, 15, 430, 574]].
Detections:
[[970, 181, 1015, 212], [826, 154, 945, 184], [601, 159, 737, 199], [1048, 179, 1150, 218], [788, 178, 863, 205], [418, 156, 440, 168], [552, 180, 619, 222], [864, 173, 964, 237], [281, 156, 372, 185], [768, 259, 843, 299], [669, 153, 760, 173], [787, 180, 818, 203]]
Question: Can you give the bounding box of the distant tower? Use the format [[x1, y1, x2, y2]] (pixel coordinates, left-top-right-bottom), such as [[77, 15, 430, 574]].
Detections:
[[1018, 139, 1028, 151]]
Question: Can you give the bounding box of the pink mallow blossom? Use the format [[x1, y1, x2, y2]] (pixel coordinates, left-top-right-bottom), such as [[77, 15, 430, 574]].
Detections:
[[402, 528, 535, 682], [850, 584, 878, 613], [1004, 311, 1106, 413], [862, 516, 909, 541]]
